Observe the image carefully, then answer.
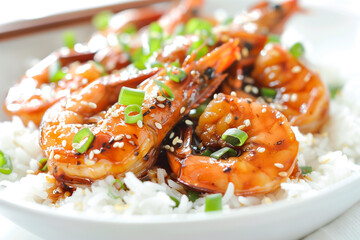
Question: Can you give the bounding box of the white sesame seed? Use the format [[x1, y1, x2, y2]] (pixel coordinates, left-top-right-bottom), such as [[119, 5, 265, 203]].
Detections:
[[185, 120, 193, 126], [89, 151, 94, 160], [304, 73, 311, 82], [278, 171, 288, 177], [230, 91, 237, 97], [62, 140, 67, 147], [80, 101, 88, 106], [244, 85, 252, 93], [292, 65, 302, 73], [150, 114, 155, 117], [274, 163, 284, 168], [282, 93, 290, 102], [157, 104, 165, 108], [72, 143, 80, 149], [157, 96, 166, 102], [113, 142, 119, 148], [262, 108, 267, 113], [242, 48, 249, 58], [243, 119, 251, 127], [170, 146, 175, 152], [169, 132, 175, 139], [85, 159, 95, 166], [257, 147, 265, 153], [111, 112, 119, 118], [164, 145, 170, 150], [177, 139, 183, 144], [129, 140, 135, 145], [137, 120, 143, 128], [126, 134, 132, 139], [54, 154, 60, 160], [213, 93, 218, 99], [93, 149, 101, 155], [81, 78, 89, 85], [180, 107, 186, 114], [291, 94, 298, 102], [172, 137, 179, 146], [49, 150, 54, 160], [89, 102, 97, 109], [155, 122, 162, 129], [251, 87, 259, 95], [114, 135, 123, 141], [238, 125, 245, 130], [118, 142, 124, 148]]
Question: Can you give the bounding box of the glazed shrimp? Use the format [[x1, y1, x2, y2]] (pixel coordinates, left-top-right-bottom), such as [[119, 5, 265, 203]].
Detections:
[[225, 44, 330, 133], [40, 40, 239, 185], [167, 93, 299, 195]]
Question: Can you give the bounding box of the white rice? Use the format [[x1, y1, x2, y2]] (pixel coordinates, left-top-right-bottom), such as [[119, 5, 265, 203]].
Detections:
[[0, 80, 360, 215]]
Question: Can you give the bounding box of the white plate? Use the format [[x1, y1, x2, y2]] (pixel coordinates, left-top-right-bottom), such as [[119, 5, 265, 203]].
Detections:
[[0, 1, 360, 239]]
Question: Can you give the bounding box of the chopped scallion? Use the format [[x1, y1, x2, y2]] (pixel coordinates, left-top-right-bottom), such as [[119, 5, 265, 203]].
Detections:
[[108, 179, 126, 199], [118, 87, 145, 106], [205, 193, 222, 212], [166, 66, 186, 83], [0, 150, 12, 175], [170, 196, 180, 208], [187, 190, 200, 202], [329, 85, 342, 99], [266, 34, 280, 44], [189, 100, 209, 119], [261, 87, 277, 98], [49, 60, 66, 83], [189, 39, 209, 60], [289, 42, 305, 58], [148, 22, 163, 54], [221, 128, 248, 147], [39, 158, 48, 172], [124, 104, 143, 124], [92, 11, 113, 31], [154, 80, 175, 101], [210, 147, 237, 160], [201, 149, 212, 156], [300, 166, 312, 175], [123, 24, 137, 35], [72, 128, 95, 154], [62, 31, 76, 49]]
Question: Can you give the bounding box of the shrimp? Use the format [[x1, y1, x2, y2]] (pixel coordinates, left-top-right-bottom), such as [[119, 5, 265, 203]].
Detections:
[[225, 44, 330, 133], [167, 93, 299, 195], [40, 40, 239, 185], [4, 0, 203, 126]]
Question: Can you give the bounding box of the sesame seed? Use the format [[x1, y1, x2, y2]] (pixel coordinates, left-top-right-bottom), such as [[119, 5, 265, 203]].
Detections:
[[180, 107, 186, 114], [62, 140, 67, 147], [85, 159, 95, 166], [126, 134, 132, 139], [157, 96, 166, 102], [243, 119, 251, 127], [251, 87, 259, 95], [54, 154, 60, 160], [93, 149, 101, 155], [244, 77, 255, 84], [113, 142, 119, 148], [213, 93, 218, 99], [164, 145, 170, 150], [89, 102, 97, 109], [177, 139, 183, 144], [244, 85, 252, 93], [291, 94, 298, 102], [262, 108, 267, 113], [257, 147, 265, 153], [49, 150, 54, 160], [157, 103, 165, 108], [111, 112, 119, 118], [190, 70, 200, 78], [292, 65, 302, 73], [170, 146, 175, 152], [304, 73, 311, 82], [172, 137, 179, 146], [118, 142, 124, 148], [81, 78, 88, 85], [241, 48, 249, 58], [114, 135, 123, 141], [185, 120, 193, 126], [230, 91, 237, 97], [238, 125, 245, 130], [89, 151, 94, 160], [278, 171, 287, 177], [150, 114, 155, 117], [129, 140, 135, 145], [282, 94, 290, 102], [235, 51, 242, 60], [155, 122, 162, 129], [169, 132, 175, 139], [137, 120, 143, 128], [274, 163, 284, 168], [80, 101, 88, 106]]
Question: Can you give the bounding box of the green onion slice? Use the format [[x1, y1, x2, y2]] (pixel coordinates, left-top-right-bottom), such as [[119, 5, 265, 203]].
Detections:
[[118, 87, 145, 106], [124, 104, 143, 124], [0, 150, 12, 175], [329, 85, 342, 99], [39, 157, 48, 172], [221, 128, 248, 147], [73, 128, 95, 154], [108, 179, 126, 199], [266, 34, 281, 44], [187, 190, 200, 202], [166, 66, 186, 83], [205, 193, 222, 212], [63, 31, 76, 49], [300, 166, 312, 175], [201, 149, 212, 156], [49, 60, 66, 83], [92, 11, 113, 31], [170, 196, 180, 208], [189, 100, 209, 119], [173, 23, 185, 36], [123, 24, 137, 35], [148, 22, 163, 54], [189, 39, 209, 60], [210, 147, 237, 160], [154, 80, 175, 101], [261, 87, 277, 98], [289, 42, 305, 59]]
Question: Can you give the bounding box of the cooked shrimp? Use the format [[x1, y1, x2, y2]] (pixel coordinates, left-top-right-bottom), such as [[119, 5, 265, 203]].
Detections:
[[40, 40, 239, 185], [167, 93, 299, 196]]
